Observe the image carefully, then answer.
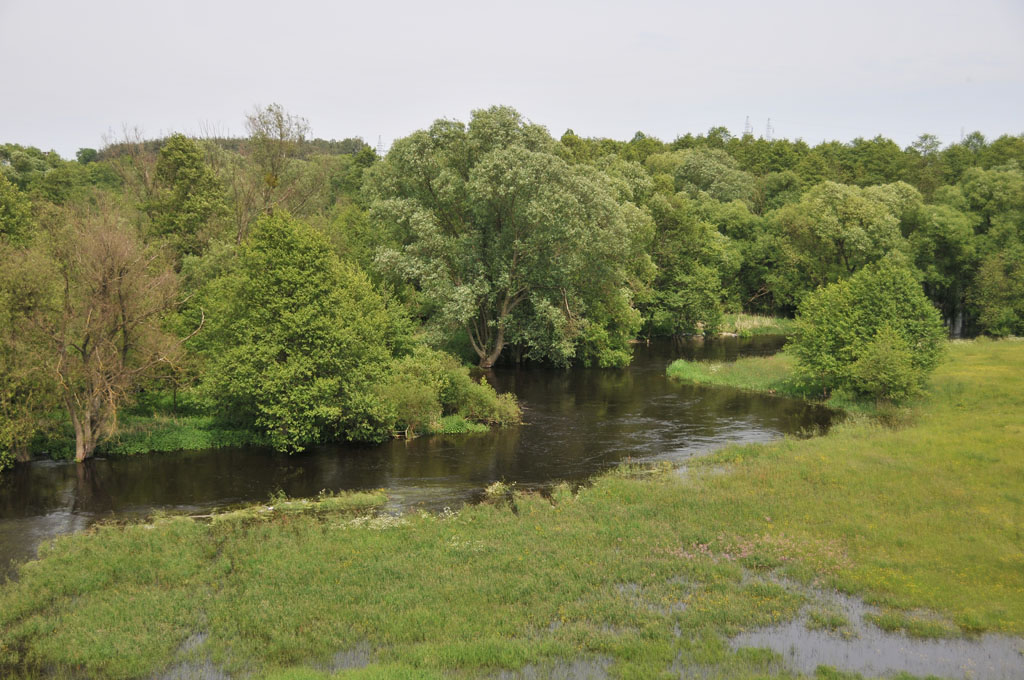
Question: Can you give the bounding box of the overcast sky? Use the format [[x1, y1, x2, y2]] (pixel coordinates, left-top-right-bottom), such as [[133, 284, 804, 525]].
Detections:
[[2, 0, 1022, 158]]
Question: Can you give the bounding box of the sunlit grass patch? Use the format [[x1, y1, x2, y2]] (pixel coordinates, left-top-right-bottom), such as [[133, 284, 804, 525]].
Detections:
[[718, 313, 796, 337], [667, 352, 803, 396]]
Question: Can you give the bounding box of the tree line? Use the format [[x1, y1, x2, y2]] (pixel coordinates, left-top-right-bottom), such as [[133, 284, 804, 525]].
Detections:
[[1, 104, 1021, 469]]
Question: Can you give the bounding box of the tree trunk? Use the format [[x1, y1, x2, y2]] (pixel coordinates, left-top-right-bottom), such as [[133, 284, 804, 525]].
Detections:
[[952, 293, 964, 339], [478, 323, 506, 369], [14, 444, 31, 463], [478, 340, 505, 369], [70, 405, 98, 462]]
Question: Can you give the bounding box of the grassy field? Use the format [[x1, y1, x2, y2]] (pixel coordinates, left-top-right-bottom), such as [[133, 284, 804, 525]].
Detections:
[[1, 340, 1022, 679]]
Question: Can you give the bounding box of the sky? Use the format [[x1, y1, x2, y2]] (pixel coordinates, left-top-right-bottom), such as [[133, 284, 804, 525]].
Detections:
[[1, 0, 1022, 159]]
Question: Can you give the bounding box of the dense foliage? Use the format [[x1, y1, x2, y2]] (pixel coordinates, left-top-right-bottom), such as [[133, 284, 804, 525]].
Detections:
[[368, 106, 653, 368], [197, 213, 402, 449], [2, 104, 1022, 467], [790, 255, 946, 402]]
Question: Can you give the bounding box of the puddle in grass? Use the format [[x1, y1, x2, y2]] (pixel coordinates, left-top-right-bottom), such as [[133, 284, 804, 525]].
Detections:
[[320, 641, 373, 671], [731, 588, 1024, 680], [156, 632, 232, 680], [493, 657, 611, 680], [157, 661, 230, 680]]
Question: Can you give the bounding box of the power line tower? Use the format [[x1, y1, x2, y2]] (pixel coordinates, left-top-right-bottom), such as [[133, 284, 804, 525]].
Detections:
[[376, 135, 386, 157], [765, 118, 774, 142], [743, 116, 753, 137]]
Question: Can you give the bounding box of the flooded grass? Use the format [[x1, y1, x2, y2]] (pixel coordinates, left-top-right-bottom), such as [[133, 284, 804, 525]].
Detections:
[[0, 340, 1022, 678], [732, 587, 1024, 679]]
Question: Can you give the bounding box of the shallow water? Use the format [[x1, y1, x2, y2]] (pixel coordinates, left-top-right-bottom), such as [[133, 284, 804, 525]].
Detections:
[[731, 586, 1024, 679], [0, 336, 835, 577]]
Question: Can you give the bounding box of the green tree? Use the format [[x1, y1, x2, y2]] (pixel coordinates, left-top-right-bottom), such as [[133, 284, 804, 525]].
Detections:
[[642, 193, 734, 335], [909, 204, 978, 336], [848, 324, 924, 403], [11, 197, 181, 461], [199, 213, 404, 450], [0, 173, 33, 245], [147, 133, 226, 257], [76, 148, 98, 165], [766, 181, 907, 305], [790, 254, 945, 401], [959, 164, 1024, 234], [969, 244, 1024, 336], [0, 246, 57, 469], [368, 106, 653, 368]]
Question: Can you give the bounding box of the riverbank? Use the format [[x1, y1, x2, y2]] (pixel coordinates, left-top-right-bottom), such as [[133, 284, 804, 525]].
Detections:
[[666, 351, 895, 417], [1, 339, 1021, 679], [25, 391, 506, 463]]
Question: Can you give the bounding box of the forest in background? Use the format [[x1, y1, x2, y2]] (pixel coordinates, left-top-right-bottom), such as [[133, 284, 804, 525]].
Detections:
[[1, 104, 1022, 468]]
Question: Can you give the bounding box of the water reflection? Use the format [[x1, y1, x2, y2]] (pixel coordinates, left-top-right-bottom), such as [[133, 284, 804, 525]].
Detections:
[[0, 335, 834, 577]]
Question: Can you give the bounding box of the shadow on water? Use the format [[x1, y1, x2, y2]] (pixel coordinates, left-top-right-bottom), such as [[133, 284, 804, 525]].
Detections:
[[0, 335, 835, 577]]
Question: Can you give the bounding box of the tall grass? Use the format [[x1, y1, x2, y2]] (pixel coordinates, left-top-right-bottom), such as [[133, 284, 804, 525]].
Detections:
[[718, 313, 796, 337]]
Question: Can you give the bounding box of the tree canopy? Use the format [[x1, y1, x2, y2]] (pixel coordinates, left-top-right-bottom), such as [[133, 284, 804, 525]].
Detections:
[[369, 106, 654, 367]]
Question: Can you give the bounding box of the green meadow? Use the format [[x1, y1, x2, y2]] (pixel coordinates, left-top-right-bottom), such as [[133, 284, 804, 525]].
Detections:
[[1, 339, 1021, 679]]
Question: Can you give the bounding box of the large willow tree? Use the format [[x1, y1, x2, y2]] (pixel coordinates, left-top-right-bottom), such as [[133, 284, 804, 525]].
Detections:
[[368, 106, 653, 368]]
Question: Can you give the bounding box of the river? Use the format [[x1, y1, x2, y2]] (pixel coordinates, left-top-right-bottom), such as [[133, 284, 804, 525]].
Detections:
[[0, 335, 835, 578]]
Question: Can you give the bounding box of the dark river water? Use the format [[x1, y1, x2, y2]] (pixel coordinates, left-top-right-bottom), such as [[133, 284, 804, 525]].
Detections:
[[0, 335, 836, 577]]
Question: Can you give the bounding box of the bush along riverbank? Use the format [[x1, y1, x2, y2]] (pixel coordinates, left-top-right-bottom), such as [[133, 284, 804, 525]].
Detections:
[[1, 339, 1022, 679]]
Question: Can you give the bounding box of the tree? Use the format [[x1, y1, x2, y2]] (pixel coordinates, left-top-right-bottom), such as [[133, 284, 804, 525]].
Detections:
[[0, 173, 33, 245], [13, 197, 181, 461], [369, 106, 653, 368], [790, 253, 945, 401], [147, 133, 226, 258], [226, 104, 327, 241], [645, 149, 756, 205], [642, 192, 734, 335], [199, 213, 404, 450], [969, 244, 1024, 336], [76, 148, 98, 165], [905, 133, 945, 198], [766, 181, 907, 306], [0, 245, 57, 469], [909, 204, 978, 336], [245, 103, 313, 213]]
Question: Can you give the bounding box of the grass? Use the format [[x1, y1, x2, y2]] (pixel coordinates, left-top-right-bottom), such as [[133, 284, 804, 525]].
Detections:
[[718, 313, 796, 337], [667, 351, 803, 397], [1, 340, 1022, 679], [666, 351, 887, 417], [426, 414, 490, 436], [98, 413, 268, 456]]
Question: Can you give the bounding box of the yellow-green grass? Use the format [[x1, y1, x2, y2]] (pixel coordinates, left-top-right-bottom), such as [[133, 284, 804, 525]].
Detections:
[[666, 352, 880, 416], [1, 340, 1021, 679], [718, 313, 796, 337], [667, 352, 801, 396]]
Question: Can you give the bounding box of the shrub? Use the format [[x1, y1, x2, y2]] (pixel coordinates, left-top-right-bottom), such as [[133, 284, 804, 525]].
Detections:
[[198, 213, 401, 450], [376, 346, 521, 436], [790, 253, 945, 403], [848, 324, 924, 403]]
